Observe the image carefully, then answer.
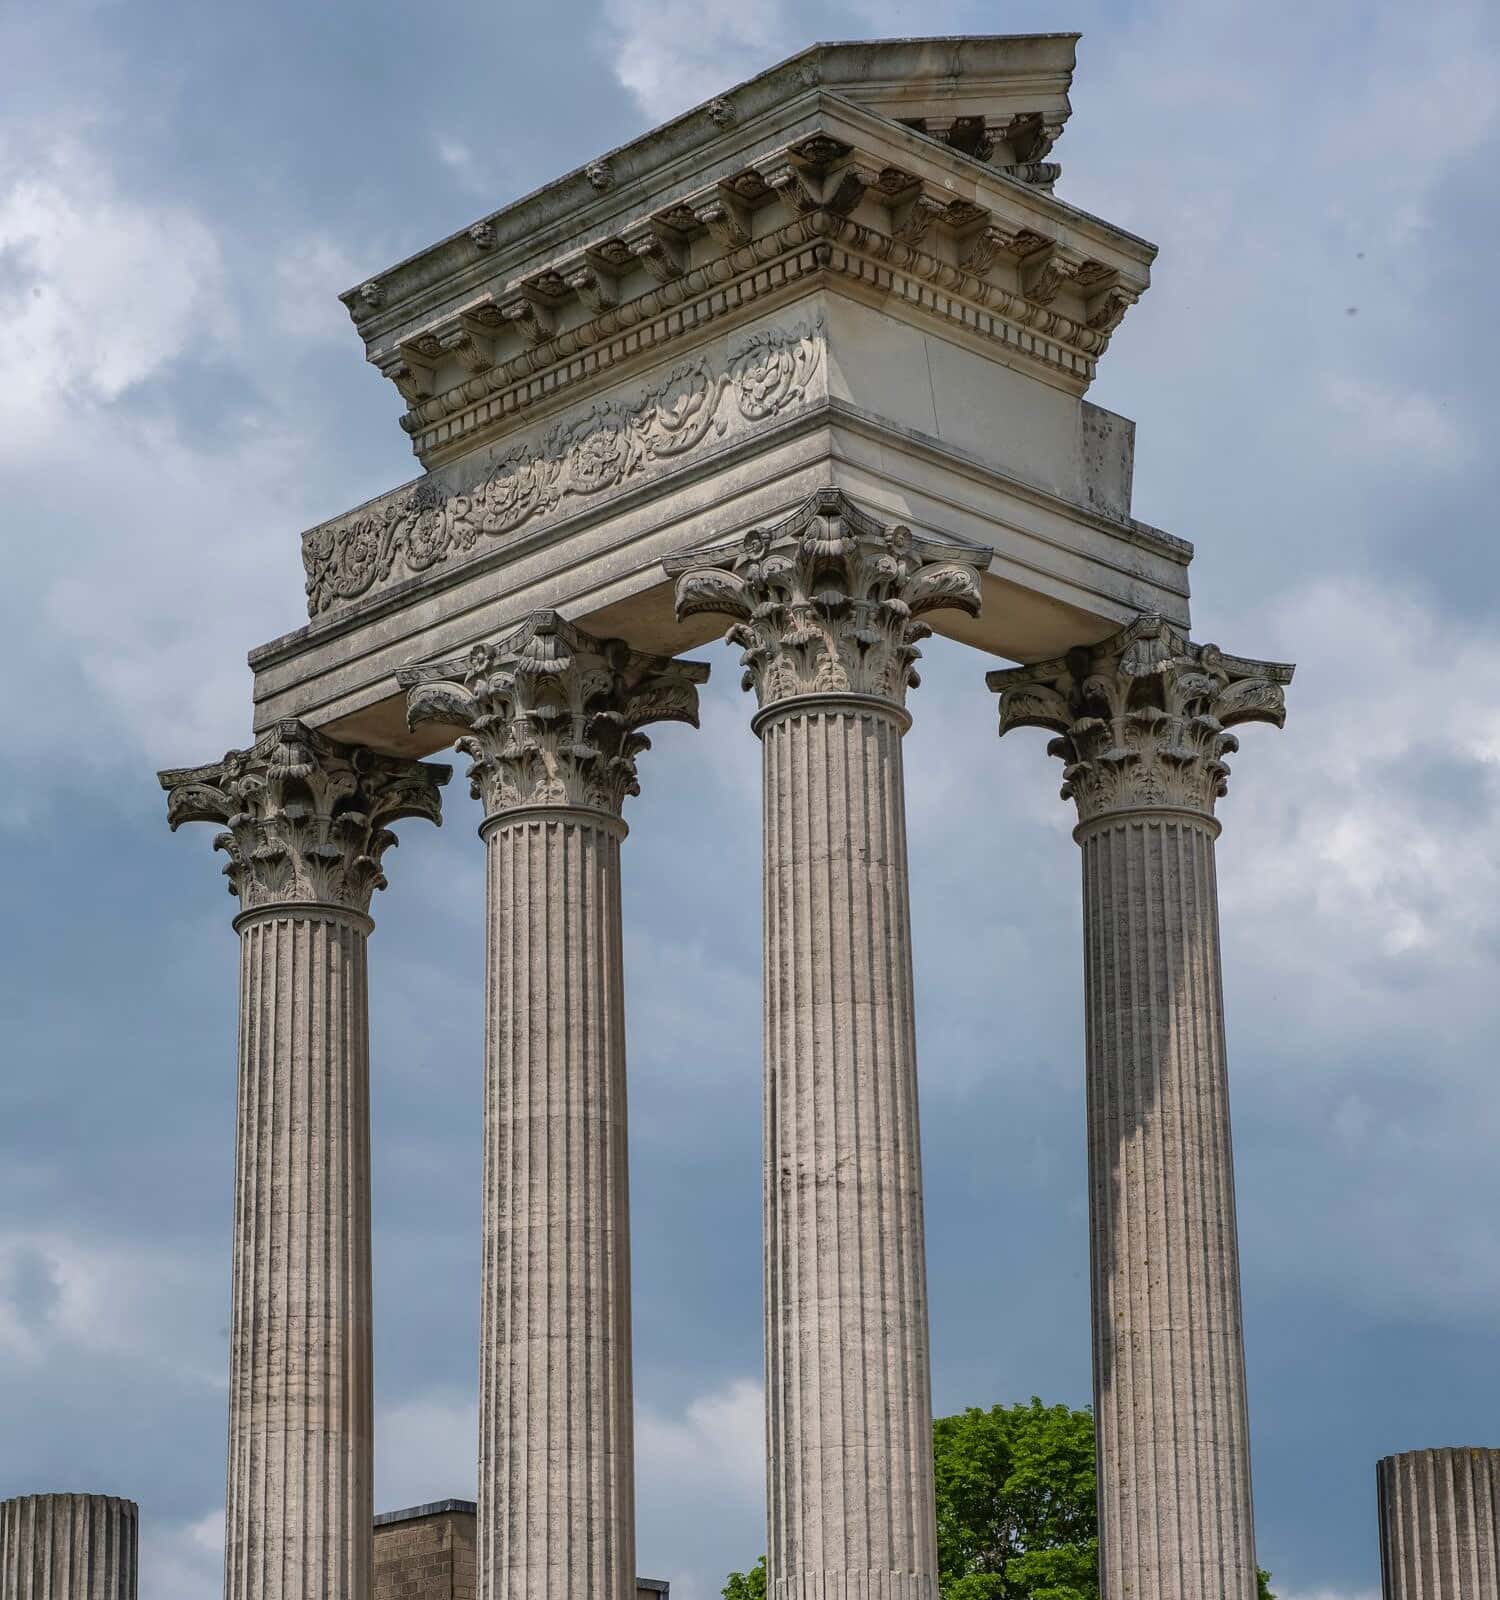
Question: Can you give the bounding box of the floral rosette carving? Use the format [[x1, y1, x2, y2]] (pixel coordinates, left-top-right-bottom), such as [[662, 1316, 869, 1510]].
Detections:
[[159, 721, 451, 913], [300, 322, 825, 617], [728, 322, 822, 420], [987, 615, 1294, 823], [400, 611, 709, 820], [667, 486, 987, 711]]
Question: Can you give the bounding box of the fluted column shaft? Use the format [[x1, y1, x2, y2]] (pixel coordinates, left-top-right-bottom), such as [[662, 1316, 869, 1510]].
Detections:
[[669, 488, 986, 1600], [401, 610, 707, 1600], [1, 1495, 137, 1600], [226, 903, 374, 1600], [761, 698, 936, 1600], [990, 615, 1294, 1600], [1379, 1449, 1500, 1599], [1080, 810, 1254, 1598], [160, 720, 450, 1600], [478, 807, 635, 1600]]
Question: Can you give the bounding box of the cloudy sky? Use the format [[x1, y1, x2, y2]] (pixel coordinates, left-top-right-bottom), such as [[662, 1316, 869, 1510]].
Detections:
[[2, 1, 1497, 1597]]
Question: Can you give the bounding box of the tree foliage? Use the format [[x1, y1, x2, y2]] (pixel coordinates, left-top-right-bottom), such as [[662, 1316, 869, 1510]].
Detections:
[[933, 1399, 1096, 1600], [721, 1554, 766, 1600], [721, 1401, 1276, 1600]]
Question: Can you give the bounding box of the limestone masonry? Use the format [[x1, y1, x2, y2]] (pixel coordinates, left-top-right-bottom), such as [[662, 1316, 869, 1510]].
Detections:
[[0, 1496, 138, 1600], [147, 31, 1305, 1600], [1377, 1450, 1500, 1599], [0, 26, 1455, 1600]]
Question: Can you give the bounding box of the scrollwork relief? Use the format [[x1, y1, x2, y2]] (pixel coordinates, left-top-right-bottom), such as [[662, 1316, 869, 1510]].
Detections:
[[667, 487, 988, 712], [400, 611, 708, 820], [302, 320, 824, 617], [158, 721, 451, 914], [987, 616, 1294, 823]]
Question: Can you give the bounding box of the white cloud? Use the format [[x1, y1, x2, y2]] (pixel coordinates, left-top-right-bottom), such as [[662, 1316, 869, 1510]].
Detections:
[[601, 0, 791, 123], [140, 1511, 224, 1600], [1322, 375, 1467, 468], [274, 234, 363, 342], [435, 135, 497, 198], [637, 1377, 765, 1600], [0, 138, 229, 448], [0, 1229, 222, 1384], [1280, 1589, 1380, 1600], [638, 1375, 764, 1501], [376, 1388, 477, 1512]]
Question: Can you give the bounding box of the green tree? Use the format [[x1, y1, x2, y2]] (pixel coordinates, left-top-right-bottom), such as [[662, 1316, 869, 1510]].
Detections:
[[934, 1399, 1096, 1600], [721, 1403, 1276, 1600], [721, 1554, 766, 1600]]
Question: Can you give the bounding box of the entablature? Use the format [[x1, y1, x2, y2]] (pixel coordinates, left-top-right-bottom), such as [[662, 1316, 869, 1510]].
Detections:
[[342, 37, 1154, 469]]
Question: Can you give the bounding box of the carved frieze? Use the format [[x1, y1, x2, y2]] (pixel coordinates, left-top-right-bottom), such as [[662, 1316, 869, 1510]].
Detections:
[[400, 611, 708, 820], [987, 615, 1294, 823], [159, 721, 450, 913], [668, 487, 987, 713], [302, 320, 823, 617]]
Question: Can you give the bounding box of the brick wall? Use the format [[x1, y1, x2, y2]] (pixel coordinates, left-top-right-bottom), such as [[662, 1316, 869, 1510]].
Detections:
[[373, 1502, 476, 1600], [372, 1501, 666, 1600]]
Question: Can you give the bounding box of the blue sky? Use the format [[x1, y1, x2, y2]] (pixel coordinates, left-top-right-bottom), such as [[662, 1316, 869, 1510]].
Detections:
[[2, 2, 1497, 1597]]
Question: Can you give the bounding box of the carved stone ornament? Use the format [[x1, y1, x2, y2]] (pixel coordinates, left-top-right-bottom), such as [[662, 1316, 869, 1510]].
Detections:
[[302, 321, 823, 616], [987, 615, 1294, 824], [400, 611, 709, 820], [159, 720, 451, 914], [667, 487, 987, 713]]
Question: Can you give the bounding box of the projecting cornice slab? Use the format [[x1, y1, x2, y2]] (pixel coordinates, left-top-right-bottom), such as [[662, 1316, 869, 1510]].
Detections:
[[339, 36, 1154, 467]]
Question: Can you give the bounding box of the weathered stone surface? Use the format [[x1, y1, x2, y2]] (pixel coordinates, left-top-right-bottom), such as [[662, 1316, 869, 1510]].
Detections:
[[374, 1502, 477, 1600], [159, 727, 448, 1600], [241, 34, 1187, 759], [1378, 1450, 1500, 1599], [159, 718, 450, 913], [670, 485, 986, 709], [989, 618, 1293, 1600], [673, 489, 983, 1600], [371, 1503, 670, 1600], [0, 1496, 137, 1600], [403, 616, 704, 1600], [401, 609, 707, 819], [344, 37, 1116, 463]]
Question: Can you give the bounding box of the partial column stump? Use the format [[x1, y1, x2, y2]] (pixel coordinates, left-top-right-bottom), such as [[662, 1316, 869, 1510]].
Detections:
[[0, 1495, 138, 1600], [1379, 1449, 1500, 1600]]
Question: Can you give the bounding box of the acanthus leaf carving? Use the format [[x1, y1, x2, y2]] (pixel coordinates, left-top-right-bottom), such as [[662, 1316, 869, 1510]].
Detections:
[[987, 616, 1294, 823], [399, 611, 709, 820], [666, 487, 988, 713], [158, 721, 451, 914], [303, 320, 825, 617]]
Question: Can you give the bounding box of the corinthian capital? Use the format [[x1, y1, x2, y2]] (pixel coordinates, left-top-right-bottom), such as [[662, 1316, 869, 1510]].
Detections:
[[987, 615, 1294, 824], [159, 720, 451, 914], [666, 487, 987, 713], [400, 610, 709, 821]]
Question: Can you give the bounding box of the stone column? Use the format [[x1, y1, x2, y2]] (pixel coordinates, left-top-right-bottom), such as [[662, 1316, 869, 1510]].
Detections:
[[1, 1495, 137, 1600], [988, 617, 1293, 1600], [159, 721, 449, 1600], [1378, 1449, 1500, 1599], [402, 612, 708, 1600], [670, 488, 987, 1600]]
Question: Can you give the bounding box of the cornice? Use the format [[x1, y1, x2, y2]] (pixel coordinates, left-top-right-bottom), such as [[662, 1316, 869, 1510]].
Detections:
[[342, 36, 1084, 347], [383, 152, 1148, 470]]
